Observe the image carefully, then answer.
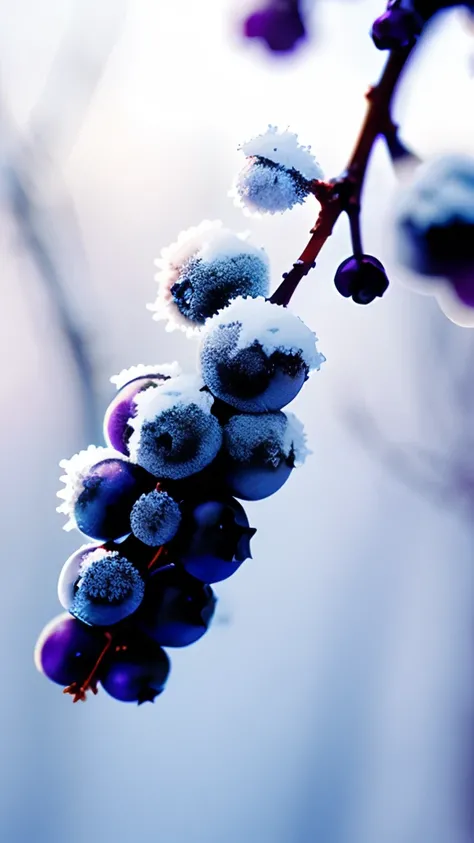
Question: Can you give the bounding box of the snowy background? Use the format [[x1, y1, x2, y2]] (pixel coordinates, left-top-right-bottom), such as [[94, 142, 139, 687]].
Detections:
[[1, 1, 474, 842]]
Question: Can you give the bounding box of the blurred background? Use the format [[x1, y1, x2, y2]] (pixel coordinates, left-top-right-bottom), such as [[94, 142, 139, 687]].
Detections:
[[1, 1, 474, 841]]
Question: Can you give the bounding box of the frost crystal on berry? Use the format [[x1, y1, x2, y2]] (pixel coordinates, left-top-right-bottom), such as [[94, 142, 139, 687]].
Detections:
[[56, 445, 127, 531], [130, 490, 182, 547], [110, 362, 182, 390], [202, 296, 324, 370], [200, 297, 325, 412], [231, 126, 323, 215], [224, 410, 310, 467], [148, 220, 270, 333], [128, 374, 223, 480]]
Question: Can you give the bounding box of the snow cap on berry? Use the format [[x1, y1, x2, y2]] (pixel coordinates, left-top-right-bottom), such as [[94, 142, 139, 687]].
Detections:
[[201, 296, 324, 371], [56, 445, 128, 532], [128, 374, 223, 480], [148, 220, 270, 333], [395, 154, 474, 278], [110, 362, 181, 391], [231, 126, 323, 215], [73, 550, 145, 626], [224, 410, 310, 468]]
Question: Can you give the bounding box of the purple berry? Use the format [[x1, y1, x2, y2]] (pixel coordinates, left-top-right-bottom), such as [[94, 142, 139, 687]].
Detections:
[[334, 255, 389, 304], [58, 545, 145, 627], [244, 2, 306, 53], [74, 459, 153, 541], [35, 613, 105, 686], [99, 636, 170, 703], [371, 7, 422, 50], [104, 375, 169, 455], [172, 498, 256, 583], [137, 566, 216, 648], [222, 411, 306, 501]]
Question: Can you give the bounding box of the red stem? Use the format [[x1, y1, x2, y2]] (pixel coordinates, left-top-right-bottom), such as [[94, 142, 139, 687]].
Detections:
[[270, 46, 415, 307]]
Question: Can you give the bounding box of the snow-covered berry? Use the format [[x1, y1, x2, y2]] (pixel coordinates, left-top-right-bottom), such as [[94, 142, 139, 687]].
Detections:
[[199, 296, 324, 412], [230, 126, 323, 215], [221, 410, 309, 500], [395, 155, 474, 281], [104, 363, 181, 454], [130, 489, 182, 547], [148, 220, 269, 333], [56, 446, 153, 540], [128, 374, 223, 480], [58, 545, 145, 627]]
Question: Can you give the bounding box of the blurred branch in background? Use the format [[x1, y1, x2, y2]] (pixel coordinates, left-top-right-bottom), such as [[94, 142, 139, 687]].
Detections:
[[341, 333, 474, 524], [0, 0, 128, 443]]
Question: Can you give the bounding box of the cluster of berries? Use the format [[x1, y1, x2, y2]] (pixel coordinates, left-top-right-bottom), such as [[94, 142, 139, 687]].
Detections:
[[35, 137, 327, 704]]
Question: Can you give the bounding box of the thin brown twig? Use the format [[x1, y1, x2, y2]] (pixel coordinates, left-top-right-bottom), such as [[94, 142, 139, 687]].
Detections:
[[270, 47, 415, 307]]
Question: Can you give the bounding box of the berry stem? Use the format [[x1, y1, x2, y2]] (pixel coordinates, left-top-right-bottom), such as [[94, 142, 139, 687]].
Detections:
[[269, 46, 415, 307], [63, 630, 113, 702]]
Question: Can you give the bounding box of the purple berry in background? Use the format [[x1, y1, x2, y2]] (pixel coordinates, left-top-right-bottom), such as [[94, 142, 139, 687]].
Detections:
[[137, 565, 217, 648], [130, 489, 182, 547], [99, 636, 171, 703], [58, 546, 145, 627], [334, 255, 389, 304], [371, 5, 423, 50], [104, 375, 169, 455], [172, 497, 256, 583], [451, 273, 474, 308], [221, 411, 309, 501], [395, 155, 474, 289], [34, 613, 105, 686], [200, 296, 324, 413], [244, 1, 306, 53]]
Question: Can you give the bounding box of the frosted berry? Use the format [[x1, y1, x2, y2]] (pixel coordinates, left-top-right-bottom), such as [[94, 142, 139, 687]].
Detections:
[[200, 296, 324, 412], [58, 546, 145, 626], [130, 489, 182, 547], [128, 374, 223, 480], [221, 411, 309, 500]]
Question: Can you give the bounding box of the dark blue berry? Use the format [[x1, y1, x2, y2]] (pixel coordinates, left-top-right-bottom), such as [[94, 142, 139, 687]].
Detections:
[[74, 459, 153, 541], [334, 255, 389, 304], [371, 7, 422, 50], [137, 566, 216, 647], [99, 636, 170, 703], [172, 498, 256, 583]]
